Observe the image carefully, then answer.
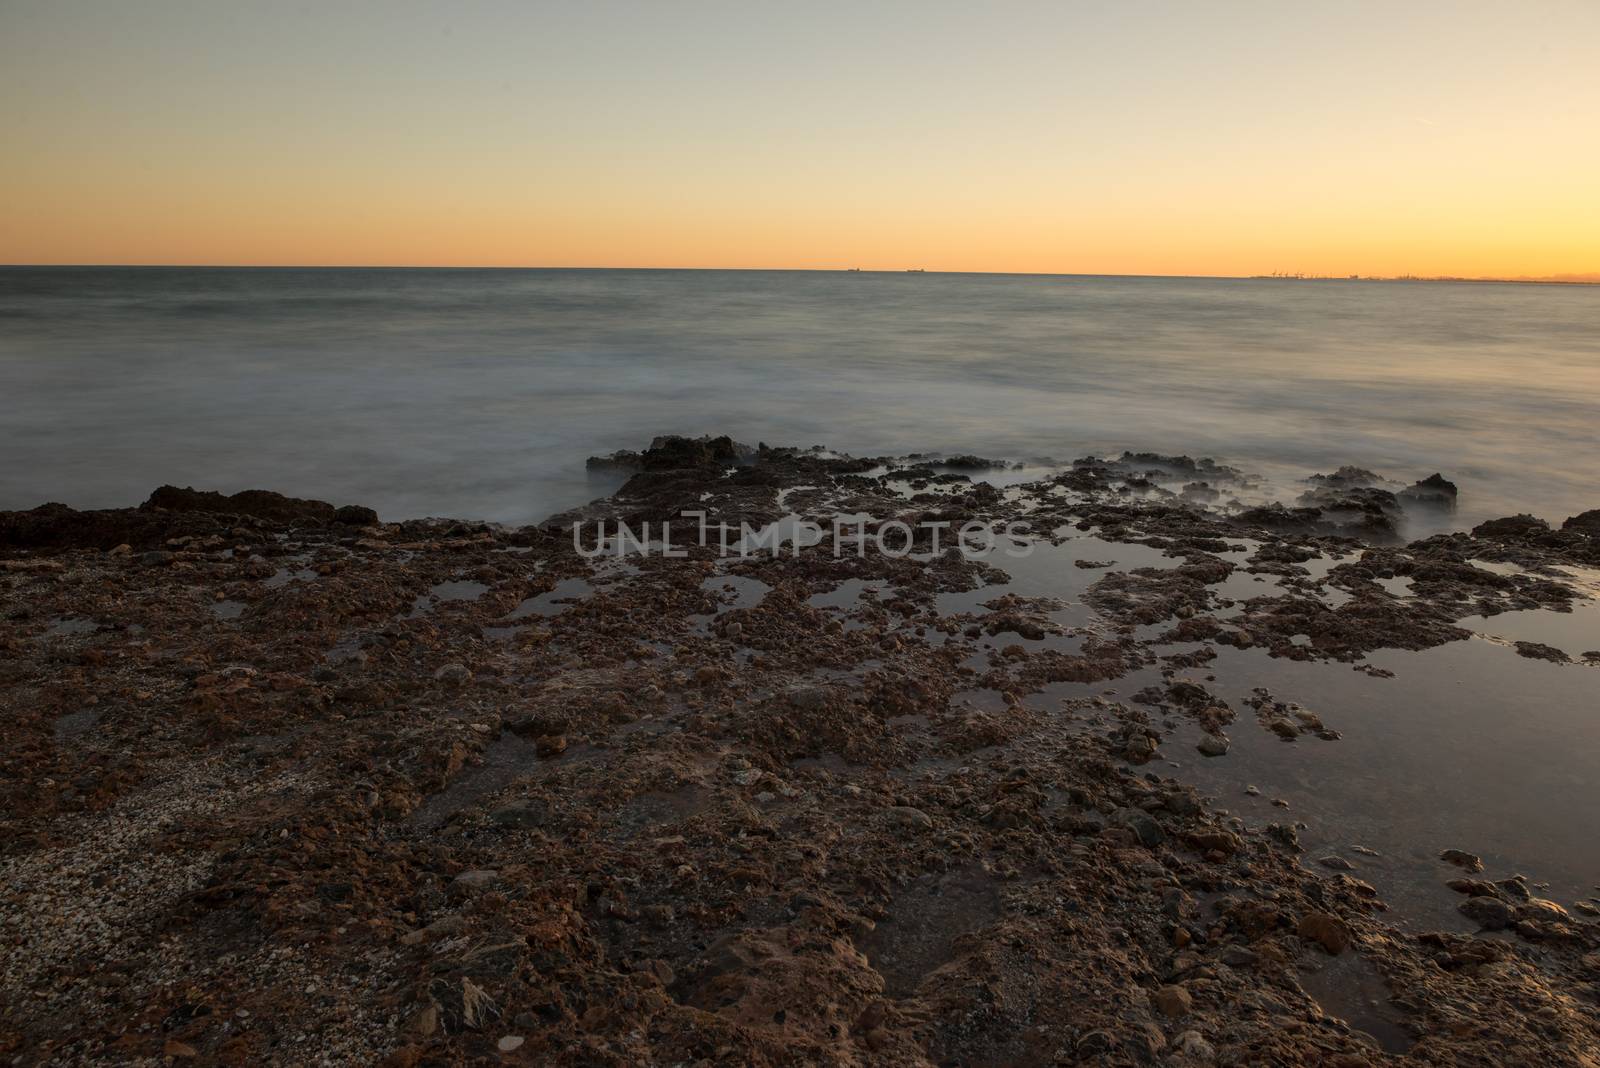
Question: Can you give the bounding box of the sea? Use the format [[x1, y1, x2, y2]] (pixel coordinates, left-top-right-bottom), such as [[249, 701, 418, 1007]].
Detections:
[[2, 266, 1597, 526]]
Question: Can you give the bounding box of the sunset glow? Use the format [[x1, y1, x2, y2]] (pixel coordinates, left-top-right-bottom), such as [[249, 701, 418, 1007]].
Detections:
[[3, 0, 1597, 277]]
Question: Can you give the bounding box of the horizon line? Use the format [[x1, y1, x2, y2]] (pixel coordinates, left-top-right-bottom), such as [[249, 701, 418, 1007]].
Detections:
[[3, 264, 1597, 285]]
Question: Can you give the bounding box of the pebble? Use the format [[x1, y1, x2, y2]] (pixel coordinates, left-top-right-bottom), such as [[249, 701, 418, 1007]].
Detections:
[[497, 1035, 525, 1051]]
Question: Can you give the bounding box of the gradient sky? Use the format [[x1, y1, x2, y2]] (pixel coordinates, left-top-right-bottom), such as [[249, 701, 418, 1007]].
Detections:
[[2, 0, 1597, 276]]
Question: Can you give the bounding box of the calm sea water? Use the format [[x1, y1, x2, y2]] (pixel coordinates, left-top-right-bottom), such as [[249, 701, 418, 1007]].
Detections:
[[2, 267, 1597, 525]]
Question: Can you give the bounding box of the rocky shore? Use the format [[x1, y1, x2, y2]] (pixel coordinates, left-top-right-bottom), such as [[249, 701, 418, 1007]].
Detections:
[[2, 438, 1598, 1066]]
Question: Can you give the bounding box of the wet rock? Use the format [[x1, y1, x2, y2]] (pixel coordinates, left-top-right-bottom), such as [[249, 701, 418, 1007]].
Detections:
[[586, 449, 643, 470], [940, 454, 1004, 469], [1113, 807, 1166, 848], [1188, 829, 1243, 857], [1267, 823, 1302, 850], [333, 504, 379, 525], [1318, 855, 1355, 871], [534, 734, 568, 758], [1296, 911, 1351, 954], [1219, 945, 1258, 967], [144, 484, 337, 523], [1495, 876, 1532, 902], [1513, 641, 1569, 663], [1440, 849, 1484, 872], [1472, 514, 1550, 538], [1516, 898, 1570, 923], [1123, 732, 1158, 762], [1267, 718, 1299, 740], [640, 434, 752, 470], [1295, 485, 1402, 538], [1459, 896, 1513, 930], [1196, 732, 1230, 757], [1214, 624, 1253, 648], [1308, 466, 1391, 489], [1399, 473, 1458, 511], [1560, 509, 1600, 535]]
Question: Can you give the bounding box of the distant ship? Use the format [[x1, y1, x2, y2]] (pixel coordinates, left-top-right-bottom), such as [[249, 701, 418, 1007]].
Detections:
[[905, 268, 925, 273]]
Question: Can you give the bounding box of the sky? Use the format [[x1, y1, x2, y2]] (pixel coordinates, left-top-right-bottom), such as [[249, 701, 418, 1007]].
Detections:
[[2, 0, 1597, 277]]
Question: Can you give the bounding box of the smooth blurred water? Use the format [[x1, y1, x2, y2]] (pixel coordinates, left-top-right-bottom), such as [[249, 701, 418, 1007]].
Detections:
[[2, 267, 1597, 525]]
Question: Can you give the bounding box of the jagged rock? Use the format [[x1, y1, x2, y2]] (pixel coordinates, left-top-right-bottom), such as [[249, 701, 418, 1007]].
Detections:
[[641, 434, 753, 470], [1561, 509, 1600, 535], [143, 484, 337, 523], [1399, 473, 1458, 510], [333, 504, 379, 525], [1473, 514, 1549, 538]]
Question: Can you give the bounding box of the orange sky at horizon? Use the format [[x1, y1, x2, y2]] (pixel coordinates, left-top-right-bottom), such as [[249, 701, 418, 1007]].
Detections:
[[3, 1, 1598, 278]]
